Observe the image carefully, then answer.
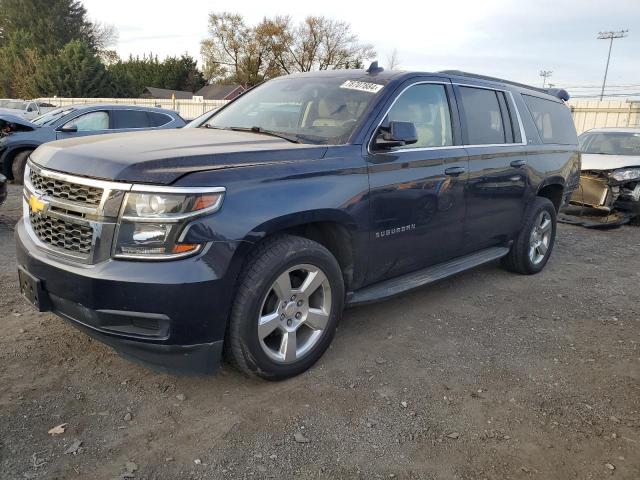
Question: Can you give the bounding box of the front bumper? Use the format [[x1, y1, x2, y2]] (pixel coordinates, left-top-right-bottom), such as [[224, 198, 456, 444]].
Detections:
[[15, 218, 240, 375]]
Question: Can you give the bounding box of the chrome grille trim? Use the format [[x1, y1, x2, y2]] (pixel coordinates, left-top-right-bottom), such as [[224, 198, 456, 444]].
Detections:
[[29, 210, 93, 255], [24, 160, 133, 264], [29, 168, 104, 206]]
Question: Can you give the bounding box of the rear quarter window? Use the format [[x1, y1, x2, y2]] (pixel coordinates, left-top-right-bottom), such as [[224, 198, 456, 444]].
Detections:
[[522, 95, 577, 145], [147, 112, 172, 127]]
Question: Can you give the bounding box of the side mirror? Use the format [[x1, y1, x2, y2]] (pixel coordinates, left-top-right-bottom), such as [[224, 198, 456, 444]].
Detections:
[[374, 121, 418, 149], [59, 124, 78, 133]]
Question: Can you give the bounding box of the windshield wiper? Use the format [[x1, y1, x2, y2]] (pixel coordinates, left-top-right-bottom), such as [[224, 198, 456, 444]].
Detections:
[[226, 126, 301, 144]]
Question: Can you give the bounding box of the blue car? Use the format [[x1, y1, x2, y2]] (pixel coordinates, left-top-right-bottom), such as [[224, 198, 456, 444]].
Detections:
[[0, 104, 185, 183]]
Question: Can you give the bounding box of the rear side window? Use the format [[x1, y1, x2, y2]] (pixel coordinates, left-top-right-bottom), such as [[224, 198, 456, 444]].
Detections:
[[147, 112, 172, 127], [522, 95, 577, 145], [112, 110, 151, 129], [458, 87, 508, 145]]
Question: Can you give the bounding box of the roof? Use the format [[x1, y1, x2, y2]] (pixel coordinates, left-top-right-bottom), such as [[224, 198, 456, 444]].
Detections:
[[195, 84, 244, 100], [141, 87, 193, 100], [54, 104, 182, 116]]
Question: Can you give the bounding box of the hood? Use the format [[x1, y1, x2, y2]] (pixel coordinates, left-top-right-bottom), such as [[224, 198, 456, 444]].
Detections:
[[30, 128, 329, 184], [581, 153, 640, 172], [0, 112, 36, 130]]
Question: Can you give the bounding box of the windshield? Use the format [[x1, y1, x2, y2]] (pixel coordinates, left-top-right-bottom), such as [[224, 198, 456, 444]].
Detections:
[[579, 131, 640, 156], [32, 107, 76, 126], [203, 76, 386, 144], [0, 100, 27, 110]]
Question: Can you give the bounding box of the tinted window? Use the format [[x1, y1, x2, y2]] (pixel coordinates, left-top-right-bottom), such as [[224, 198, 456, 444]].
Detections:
[[147, 112, 171, 127], [384, 84, 453, 149], [523, 95, 577, 145], [64, 111, 109, 131], [113, 110, 151, 129], [458, 87, 507, 145]]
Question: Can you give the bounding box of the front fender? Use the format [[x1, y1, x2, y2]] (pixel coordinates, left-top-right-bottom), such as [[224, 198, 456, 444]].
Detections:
[[0, 142, 40, 177]]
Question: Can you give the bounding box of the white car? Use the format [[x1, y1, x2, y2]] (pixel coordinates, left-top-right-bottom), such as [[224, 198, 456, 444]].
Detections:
[[0, 99, 56, 120], [571, 127, 640, 217]]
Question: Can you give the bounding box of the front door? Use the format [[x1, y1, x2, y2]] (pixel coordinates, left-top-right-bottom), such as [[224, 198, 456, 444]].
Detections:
[[365, 80, 469, 284]]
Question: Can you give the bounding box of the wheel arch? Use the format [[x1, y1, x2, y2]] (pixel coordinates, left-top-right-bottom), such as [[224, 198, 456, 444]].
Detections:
[[536, 178, 565, 213], [233, 209, 362, 293], [1, 144, 38, 179]]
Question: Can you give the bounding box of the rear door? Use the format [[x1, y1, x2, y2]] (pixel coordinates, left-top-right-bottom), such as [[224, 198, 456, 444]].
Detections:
[[453, 83, 529, 252], [365, 79, 469, 283]]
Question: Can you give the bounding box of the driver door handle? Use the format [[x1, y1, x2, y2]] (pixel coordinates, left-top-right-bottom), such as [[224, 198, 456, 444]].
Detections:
[[510, 159, 527, 168], [444, 166, 467, 176]]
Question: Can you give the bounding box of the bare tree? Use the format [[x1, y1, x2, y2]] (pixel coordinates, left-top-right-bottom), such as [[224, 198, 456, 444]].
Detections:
[[386, 48, 401, 70], [201, 13, 376, 85]]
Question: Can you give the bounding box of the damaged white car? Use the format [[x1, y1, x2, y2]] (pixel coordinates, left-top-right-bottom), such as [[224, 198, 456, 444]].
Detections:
[[567, 127, 640, 225]]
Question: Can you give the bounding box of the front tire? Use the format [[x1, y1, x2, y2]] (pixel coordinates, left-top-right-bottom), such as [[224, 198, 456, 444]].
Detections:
[[227, 234, 345, 380], [11, 150, 33, 185], [502, 197, 557, 274]]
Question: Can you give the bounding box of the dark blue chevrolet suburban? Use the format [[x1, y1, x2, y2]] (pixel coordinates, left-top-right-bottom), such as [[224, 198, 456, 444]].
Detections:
[[15, 67, 580, 379]]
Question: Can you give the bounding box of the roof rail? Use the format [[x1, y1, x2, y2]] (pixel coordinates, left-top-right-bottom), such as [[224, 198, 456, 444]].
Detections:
[[440, 70, 570, 101]]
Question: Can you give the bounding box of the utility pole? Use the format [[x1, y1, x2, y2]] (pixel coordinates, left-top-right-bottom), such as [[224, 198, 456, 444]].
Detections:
[[598, 30, 628, 100], [539, 70, 552, 88]]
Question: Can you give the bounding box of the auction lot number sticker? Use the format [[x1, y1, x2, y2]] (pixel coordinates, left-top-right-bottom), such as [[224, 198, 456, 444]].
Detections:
[[340, 80, 384, 93]]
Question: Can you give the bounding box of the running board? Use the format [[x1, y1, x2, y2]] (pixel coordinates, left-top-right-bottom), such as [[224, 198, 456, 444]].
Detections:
[[347, 246, 510, 306]]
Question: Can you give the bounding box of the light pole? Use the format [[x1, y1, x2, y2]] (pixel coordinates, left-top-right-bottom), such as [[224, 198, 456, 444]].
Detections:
[[539, 70, 552, 88], [598, 30, 628, 100]]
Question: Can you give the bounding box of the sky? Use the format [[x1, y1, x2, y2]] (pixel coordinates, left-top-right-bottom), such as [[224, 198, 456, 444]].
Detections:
[[83, 0, 640, 98]]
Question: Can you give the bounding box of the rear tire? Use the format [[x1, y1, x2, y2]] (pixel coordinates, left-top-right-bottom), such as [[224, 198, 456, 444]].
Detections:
[[227, 234, 345, 380], [11, 150, 33, 185], [502, 197, 557, 275]]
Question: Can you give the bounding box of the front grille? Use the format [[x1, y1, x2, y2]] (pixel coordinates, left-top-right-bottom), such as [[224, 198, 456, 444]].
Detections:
[[29, 168, 103, 206], [29, 211, 93, 255]]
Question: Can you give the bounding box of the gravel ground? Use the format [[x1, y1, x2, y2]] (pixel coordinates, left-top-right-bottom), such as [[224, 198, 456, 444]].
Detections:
[[1, 183, 639, 480]]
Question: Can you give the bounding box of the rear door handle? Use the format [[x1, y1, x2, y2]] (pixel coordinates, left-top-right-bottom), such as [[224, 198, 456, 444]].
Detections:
[[510, 160, 527, 168], [444, 166, 467, 176]]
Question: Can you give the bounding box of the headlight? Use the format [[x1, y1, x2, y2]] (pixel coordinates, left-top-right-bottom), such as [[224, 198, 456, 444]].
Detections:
[[114, 187, 225, 259], [611, 168, 640, 182]]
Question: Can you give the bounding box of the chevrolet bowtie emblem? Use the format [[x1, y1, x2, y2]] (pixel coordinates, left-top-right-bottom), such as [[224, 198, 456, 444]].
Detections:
[[28, 195, 46, 213]]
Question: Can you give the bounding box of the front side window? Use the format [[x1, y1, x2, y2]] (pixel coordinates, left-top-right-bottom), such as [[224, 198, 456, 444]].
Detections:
[[63, 111, 109, 131], [458, 86, 507, 145], [206, 76, 387, 144], [523, 94, 577, 145], [384, 83, 453, 149]]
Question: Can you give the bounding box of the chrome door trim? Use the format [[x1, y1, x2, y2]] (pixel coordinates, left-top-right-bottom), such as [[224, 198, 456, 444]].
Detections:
[[367, 80, 529, 155]]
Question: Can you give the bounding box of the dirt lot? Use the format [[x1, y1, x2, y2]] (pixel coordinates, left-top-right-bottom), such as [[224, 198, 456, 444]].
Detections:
[[1, 183, 639, 480]]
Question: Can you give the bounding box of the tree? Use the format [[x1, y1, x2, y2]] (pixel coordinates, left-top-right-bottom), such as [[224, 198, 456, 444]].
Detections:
[[201, 13, 375, 86], [0, 30, 39, 97], [35, 40, 112, 97], [107, 54, 206, 96], [386, 48, 401, 70], [0, 0, 104, 55], [200, 13, 279, 87]]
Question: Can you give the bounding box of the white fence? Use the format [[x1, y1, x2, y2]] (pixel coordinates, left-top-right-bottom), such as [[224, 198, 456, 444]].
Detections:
[[568, 100, 640, 134], [37, 97, 230, 120], [38, 97, 640, 132]]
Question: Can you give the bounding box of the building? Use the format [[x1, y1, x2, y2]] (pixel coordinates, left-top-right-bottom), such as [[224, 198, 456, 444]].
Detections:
[[195, 84, 245, 101], [141, 87, 194, 100]]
